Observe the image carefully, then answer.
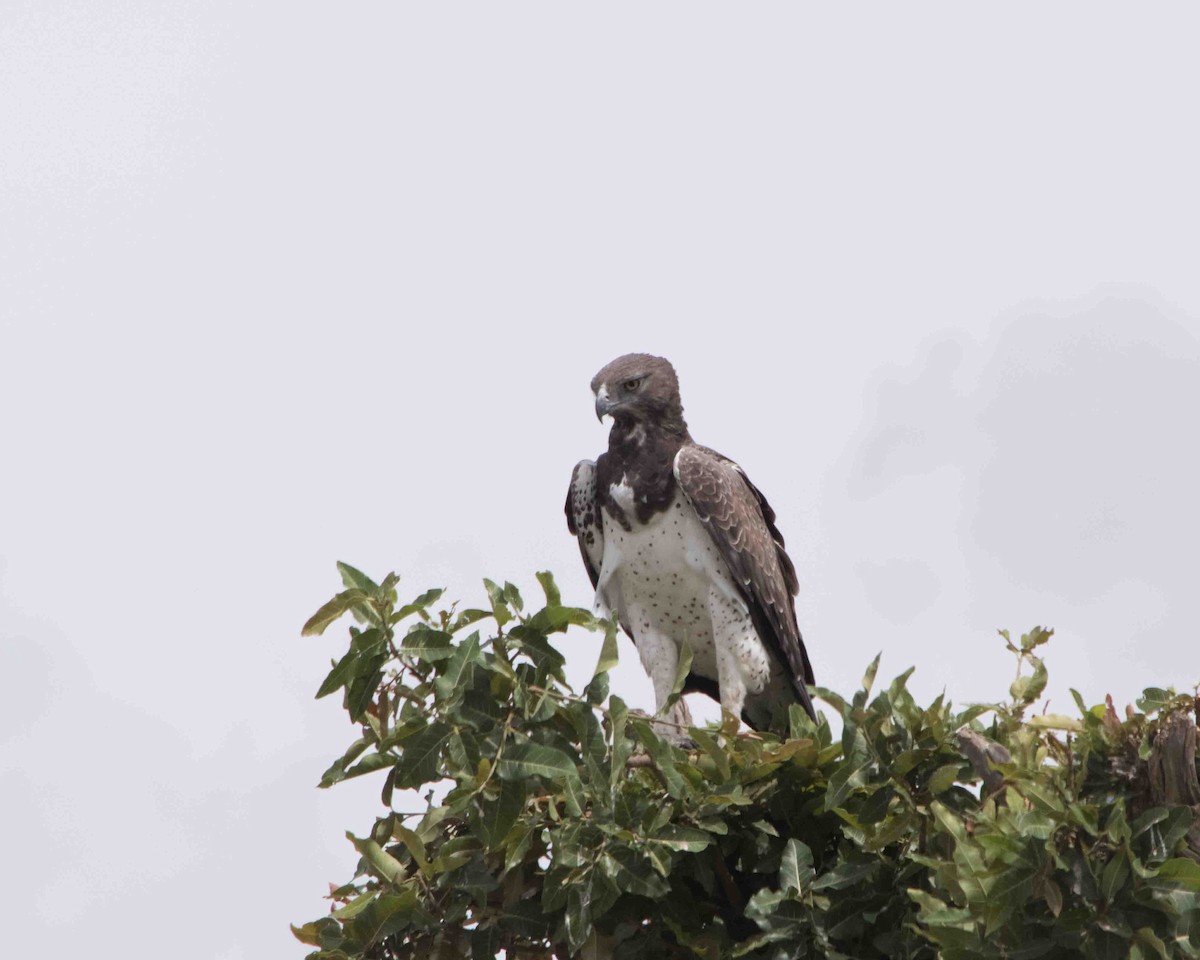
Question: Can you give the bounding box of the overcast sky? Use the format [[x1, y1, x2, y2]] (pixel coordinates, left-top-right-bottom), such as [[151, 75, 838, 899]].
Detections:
[[3, 4, 1199, 957]]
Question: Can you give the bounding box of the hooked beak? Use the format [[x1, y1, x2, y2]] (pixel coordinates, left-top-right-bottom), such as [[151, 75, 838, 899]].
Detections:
[[594, 386, 615, 422]]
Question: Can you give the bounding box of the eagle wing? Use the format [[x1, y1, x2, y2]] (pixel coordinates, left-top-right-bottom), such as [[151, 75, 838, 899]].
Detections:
[[673, 444, 815, 715], [565, 460, 604, 590]]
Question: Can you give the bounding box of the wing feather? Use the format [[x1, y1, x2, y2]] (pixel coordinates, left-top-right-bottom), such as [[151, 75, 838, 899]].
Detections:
[[567, 459, 643, 652], [566, 460, 603, 589], [673, 445, 815, 715]]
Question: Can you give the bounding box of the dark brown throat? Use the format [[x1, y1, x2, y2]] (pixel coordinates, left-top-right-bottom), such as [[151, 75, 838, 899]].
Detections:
[[599, 416, 692, 526]]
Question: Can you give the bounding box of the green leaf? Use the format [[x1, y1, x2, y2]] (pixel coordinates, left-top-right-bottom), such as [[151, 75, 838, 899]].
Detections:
[[290, 919, 334, 947], [825, 726, 871, 810], [342, 751, 394, 783], [527, 605, 596, 633], [648, 825, 712, 853], [779, 839, 815, 897], [583, 670, 609, 706], [1130, 806, 1169, 840], [609, 696, 632, 792], [434, 633, 481, 700], [908, 889, 973, 926], [380, 765, 397, 808], [507, 625, 567, 680], [812, 858, 876, 891], [1018, 782, 1065, 814], [1019, 626, 1053, 652], [861, 652, 882, 698], [346, 890, 418, 945], [503, 823, 535, 874], [1155, 806, 1194, 857], [393, 824, 431, 875], [929, 801, 970, 844], [1133, 927, 1170, 960], [502, 581, 524, 611], [982, 865, 1036, 933], [928, 762, 962, 795], [394, 588, 445, 622], [316, 629, 384, 698], [564, 882, 594, 955], [593, 620, 619, 677], [535, 570, 561, 607], [393, 721, 451, 789], [319, 736, 372, 788], [601, 848, 669, 899], [1100, 850, 1130, 901], [450, 608, 491, 633], [478, 779, 525, 851], [667, 640, 693, 707], [498, 742, 580, 784], [691, 728, 731, 781], [400, 625, 455, 662], [331, 890, 378, 920], [1152, 857, 1200, 891], [482, 579, 512, 627], [1011, 654, 1047, 704], [338, 561, 380, 593], [1027, 714, 1084, 733], [1042, 877, 1063, 917], [346, 832, 403, 884], [630, 719, 688, 798], [1137, 687, 1173, 713], [815, 686, 850, 716], [1105, 799, 1130, 844], [744, 887, 788, 927], [302, 588, 371, 636], [346, 667, 385, 723]]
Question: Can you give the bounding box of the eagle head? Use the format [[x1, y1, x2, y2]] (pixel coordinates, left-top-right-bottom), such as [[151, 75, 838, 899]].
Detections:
[[590, 353, 687, 433]]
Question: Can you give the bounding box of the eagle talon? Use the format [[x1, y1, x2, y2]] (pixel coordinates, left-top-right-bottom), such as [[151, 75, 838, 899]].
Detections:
[[625, 706, 697, 750]]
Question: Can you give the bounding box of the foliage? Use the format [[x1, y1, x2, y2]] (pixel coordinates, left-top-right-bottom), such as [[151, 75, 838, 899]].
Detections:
[[293, 565, 1200, 959]]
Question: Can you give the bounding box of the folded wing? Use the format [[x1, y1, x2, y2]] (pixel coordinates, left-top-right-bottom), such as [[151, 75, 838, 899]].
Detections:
[[673, 444, 815, 716], [566, 459, 604, 589]]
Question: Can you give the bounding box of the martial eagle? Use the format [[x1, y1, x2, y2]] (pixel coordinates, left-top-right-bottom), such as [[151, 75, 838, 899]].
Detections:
[[566, 353, 815, 733]]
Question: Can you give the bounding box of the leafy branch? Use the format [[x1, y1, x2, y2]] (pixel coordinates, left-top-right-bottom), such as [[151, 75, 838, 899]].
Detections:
[[295, 566, 1200, 960]]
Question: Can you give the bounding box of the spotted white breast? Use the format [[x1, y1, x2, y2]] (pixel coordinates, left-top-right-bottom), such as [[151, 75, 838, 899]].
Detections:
[[594, 480, 780, 725]]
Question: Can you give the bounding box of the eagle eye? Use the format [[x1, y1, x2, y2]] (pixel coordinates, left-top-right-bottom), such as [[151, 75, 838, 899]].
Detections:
[[622, 378, 643, 393]]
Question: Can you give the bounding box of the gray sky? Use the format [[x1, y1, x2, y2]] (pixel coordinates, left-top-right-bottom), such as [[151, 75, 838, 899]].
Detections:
[[3, 4, 1199, 957]]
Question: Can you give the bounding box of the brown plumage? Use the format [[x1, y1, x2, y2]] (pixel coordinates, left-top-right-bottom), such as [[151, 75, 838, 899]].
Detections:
[[566, 353, 815, 731]]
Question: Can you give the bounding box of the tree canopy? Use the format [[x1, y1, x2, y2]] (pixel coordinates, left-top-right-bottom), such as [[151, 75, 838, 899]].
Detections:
[[293, 565, 1200, 959]]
